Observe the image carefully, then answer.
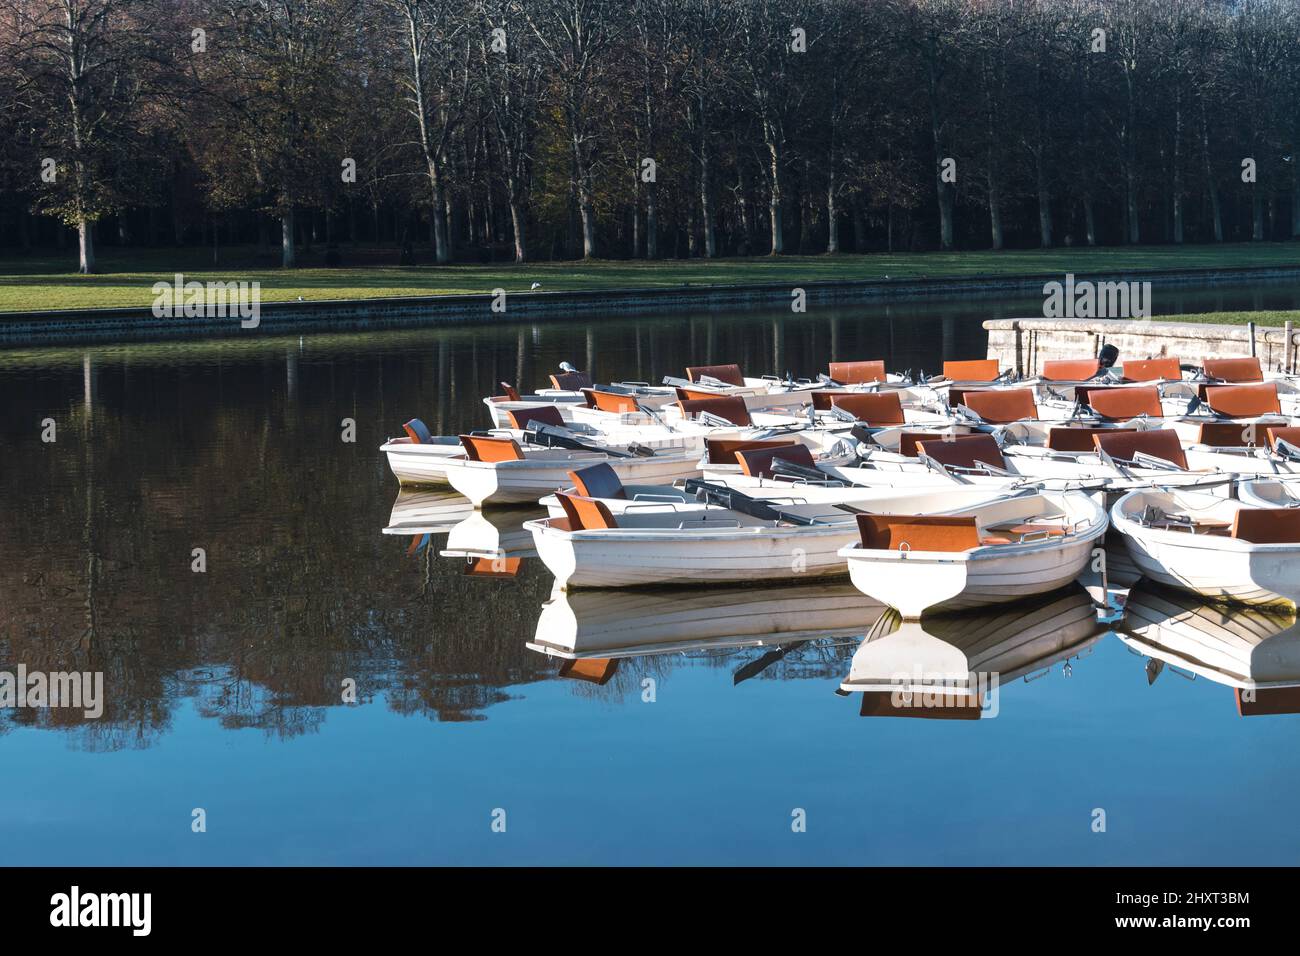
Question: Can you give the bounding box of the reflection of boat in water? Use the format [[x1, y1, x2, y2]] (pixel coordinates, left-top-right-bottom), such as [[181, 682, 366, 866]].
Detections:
[[1119, 582, 1300, 715], [382, 489, 476, 535], [384, 490, 541, 576], [529, 581, 885, 660], [840, 585, 1105, 718]]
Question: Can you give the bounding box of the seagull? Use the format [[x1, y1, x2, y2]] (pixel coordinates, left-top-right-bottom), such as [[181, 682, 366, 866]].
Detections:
[[530, 282, 542, 291], [559, 361, 577, 373]]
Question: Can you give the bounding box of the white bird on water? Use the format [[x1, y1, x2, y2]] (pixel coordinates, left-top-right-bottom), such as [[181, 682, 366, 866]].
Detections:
[[530, 282, 542, 291]]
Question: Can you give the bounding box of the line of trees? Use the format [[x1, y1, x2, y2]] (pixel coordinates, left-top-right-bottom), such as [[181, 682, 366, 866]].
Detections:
[[3, 0, 1300, 273]]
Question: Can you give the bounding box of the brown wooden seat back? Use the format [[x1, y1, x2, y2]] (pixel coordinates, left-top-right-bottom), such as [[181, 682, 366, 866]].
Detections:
[[828, 360, 887, 384], [830, 392, 905, 425], [734, 443, 818, 478], [704, 438, 793, 464], [553, 492, 619, 531], [962, 388, 1038, 423], [686, 363, 744, 386], [584, 389, 639, 414], [1197, 421, 1255, 447], [550, 370, 592, 390], [943, 359, 1000, 381], [1204, 357, 1263, 383], [1231, 508, 1300, 544], [1123, 357, 1181, 382], [459, 434, 525, 462], [1041, 358, 1102, 381], [1204, 383, 1281, 417], [505, 405, 566, 430], [1267, 426, 1300, 450], [1092, 429, 1188, 470], [856, 514, 982, 553], [1047, 426, 1135, 452], [1087, 386, 1163, 419], [810, 390, 842, 411], [676, 396, 753, 426], [914, 433, 1006, 471]]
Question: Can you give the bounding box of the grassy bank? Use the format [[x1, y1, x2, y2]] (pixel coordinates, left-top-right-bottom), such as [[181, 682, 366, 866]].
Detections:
[[1158, 309, 1300, 326], [1, 242, 1297, 313]]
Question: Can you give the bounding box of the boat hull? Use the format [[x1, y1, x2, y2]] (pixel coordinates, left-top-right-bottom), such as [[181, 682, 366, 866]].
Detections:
[[528, 519, 860, 589], [447, 453, 703, 507]]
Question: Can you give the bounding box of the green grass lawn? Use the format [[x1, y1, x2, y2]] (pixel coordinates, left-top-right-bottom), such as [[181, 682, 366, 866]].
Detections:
[[0, 241, 1297, 313]]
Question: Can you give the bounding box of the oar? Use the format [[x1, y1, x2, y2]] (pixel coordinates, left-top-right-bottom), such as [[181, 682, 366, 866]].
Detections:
[[683, 479, 820, 526], [733, 644, 799, 685], [526, 423, 637, 458], [771, 458, 847, 486]]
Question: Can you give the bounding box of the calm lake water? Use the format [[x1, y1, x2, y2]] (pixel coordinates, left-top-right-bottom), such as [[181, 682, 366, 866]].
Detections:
[[3, 284, 1300, 866]]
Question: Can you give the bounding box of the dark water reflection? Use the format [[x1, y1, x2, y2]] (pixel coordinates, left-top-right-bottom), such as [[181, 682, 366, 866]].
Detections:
[[4, 288, 1300, 864]]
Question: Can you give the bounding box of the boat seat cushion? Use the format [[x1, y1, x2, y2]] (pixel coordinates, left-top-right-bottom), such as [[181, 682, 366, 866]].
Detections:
[[506, 405, 566, 430], [943, 359, 1000, 381], [567, 463, 626, 500], [403, 418, 434, 444], [735, 443, 817, 478], [1232, 508, 1300, 544], [829, 360, 886, 384], [830, 392, 905, 425], [1122, 357, 1181, 382], [686, 363, 744, 387], [915, 433, 1007, 471], [1047, 426, 1135, 452], [1205, 357, 1263, 383], [677, 396, 752, 426], [554, 492, 619, 531], [857, 514, 983, 552], [459, 434, 525, 462], [550, 371, 592, 390], [704, 437, 792, 465], [1041, 359, 1102, 381], [584, 389, 639, 413], [1093, 429, 1188, 470], [962, 388, 1037, 423], [1086, 386, 1163, 419], [1205, 383, 1281, 417]]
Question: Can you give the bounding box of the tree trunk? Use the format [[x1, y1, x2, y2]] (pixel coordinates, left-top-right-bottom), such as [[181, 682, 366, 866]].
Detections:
[[1083, 196, 1096, 246], [1126, 170, 1140, 244], [1037, 160, 1052, 247], [645, 182, 659, 259], [988, 176, 1003, 250], [767, 138, 784, 255], [826, 178, 839, 254], [78, 218, 96, 274], [1172, 101, 1184, 244], [699, 127, 716, 258], [509, 198, 527, 263], [281, 209, 296, 268]]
